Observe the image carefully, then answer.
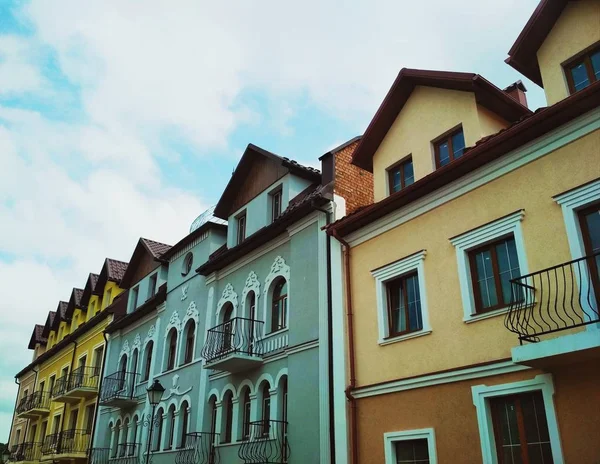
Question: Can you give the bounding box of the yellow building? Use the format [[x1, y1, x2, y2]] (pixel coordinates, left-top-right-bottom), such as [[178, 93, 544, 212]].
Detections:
[[329, 0, 600, 463], [9, 259, 128, 464]]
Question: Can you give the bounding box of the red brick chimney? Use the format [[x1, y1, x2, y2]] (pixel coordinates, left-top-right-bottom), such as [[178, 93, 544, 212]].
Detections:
[[503, 80, 528, 108]]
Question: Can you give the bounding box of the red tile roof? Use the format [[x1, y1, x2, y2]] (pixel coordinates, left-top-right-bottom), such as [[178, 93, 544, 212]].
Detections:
[[141, 238, 172, 259], [106, 259, 129, 282]]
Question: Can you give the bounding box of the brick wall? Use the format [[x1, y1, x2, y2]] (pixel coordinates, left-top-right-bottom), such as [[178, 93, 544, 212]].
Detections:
[[333, 140, 374, 214]]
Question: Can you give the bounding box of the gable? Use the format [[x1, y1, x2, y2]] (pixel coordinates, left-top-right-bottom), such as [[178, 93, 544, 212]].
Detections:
[[123, 249, 160, 289]]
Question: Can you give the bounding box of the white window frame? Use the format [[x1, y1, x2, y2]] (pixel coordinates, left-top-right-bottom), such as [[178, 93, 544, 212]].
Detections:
[[383, 427, 437, 464], [371, 250, 431, 345], [449, 210, 529, 323], [471, 373, 564, 464]]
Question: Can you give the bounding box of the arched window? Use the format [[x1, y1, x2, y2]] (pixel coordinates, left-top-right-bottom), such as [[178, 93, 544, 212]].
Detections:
[[280, 377, 288, 460], [166, 329, 178, 371], [166, 404, 176, 450], [247, 291, 256, 320], [222, 391, 234, 444], [181, 252, 193, 276], [107, 421, 114, 451], [118, 355, 128, 390], [221, 303, 234, 353], [152, 408, 164, 451], [179, 401, 189, 448], [270, 278, 288, 333], [121, 418, 130, 457], [241, 387, 252, 441], [112, 419, 121, 457], [143, 341, 153, 381], [130, 350, 139, 385], [130, 416, 139, 456], [208, 396, 217, 437], [260, 383, 271, 436], [183, 321, 195, 365]]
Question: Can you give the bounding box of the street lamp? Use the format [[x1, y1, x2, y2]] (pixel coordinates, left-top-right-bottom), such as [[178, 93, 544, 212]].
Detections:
[[144, 380, 165, 464], [1, 448, 11, 464]]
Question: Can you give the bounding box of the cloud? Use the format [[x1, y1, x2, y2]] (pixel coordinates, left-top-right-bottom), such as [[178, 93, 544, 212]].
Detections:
[[0, 35, 44, 96]]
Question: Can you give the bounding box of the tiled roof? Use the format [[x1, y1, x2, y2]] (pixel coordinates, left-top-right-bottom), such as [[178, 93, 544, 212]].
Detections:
[[28, 324, 48, 350], [73, 288, 83, 306], [48, 311, 56, 327], [141, 238, 172, 259], [57, 301, 68, 319], [106, 259, 128, 283], [89, 273, 99, 291]]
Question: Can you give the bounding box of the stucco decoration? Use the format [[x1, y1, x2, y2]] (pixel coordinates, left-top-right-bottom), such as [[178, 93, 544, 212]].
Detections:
[[165, 310, 182, 335], [216, 283, 238, 320], [132, 334, 141, 351], [161, 373, 193, 401], [181, 284, 189, 301], [144, 325, 156, 346], [241, 271, 261, 319], [120, 340, 130, 357], [263, 256, 290, 294]]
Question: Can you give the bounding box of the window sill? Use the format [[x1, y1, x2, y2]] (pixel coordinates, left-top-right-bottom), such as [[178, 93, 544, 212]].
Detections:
[[464, 306, 509, 323], [261, 328, 289, 340], [215, 441, 239, 449], [378, 329, 432, 346]]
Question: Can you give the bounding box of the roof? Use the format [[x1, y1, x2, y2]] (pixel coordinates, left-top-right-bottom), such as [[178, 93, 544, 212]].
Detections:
[[351, 68, 532, 171], [64, 288, 84, 321], [50, 301, 69, 332], [161, 216, 227, 261], [506, 0, 569, 86], [198, 183, 330, 275], [80, 273, 99, 307], [141, 238, 172, 259], [94, 258, 129, 295], [319, 136, 363, 160], [28, 324, 47, 350], [41, 311, 56, 338], [329, 80, 600, 237], [214, 143, 321, 219], [120, 237, 172, 288], [105, 284, 167, 334]]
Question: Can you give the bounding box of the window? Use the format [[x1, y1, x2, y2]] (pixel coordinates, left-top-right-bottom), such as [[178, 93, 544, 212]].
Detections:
[[372, 250, 431, 344], [93, 346, 104, 376], [166, 405, 176, 450], [89, 300, 97, 316], [148, 274, 157, 300], [236, 211, 247, 245], [179, 402, 189, 448], [181, 252, 193, 276], [270, 278, 288, 333], [69, 408, 79, 430], [565, 44, 600, 94], [242, 389, 251, 441], [152, 409, 164, 451], [578, 203, 600, 297], [222, 392, 234, 444], [271, 189, 282, 222], [48, 375, 56, 396], [221, 303, 234, 353], [130, 287, 139, 311], [434, 128, 465, 168], [143, 341, 154, 381], [384, 428, 437, 464], [183, 321, 195, 365], [84, 404, 95, 434], [104, 288, 112, 309], [166, 329, 177, 371], [388, 157, 414, 194], [118, 355, 127, 390], [261, 383, 271, 437], [468, 236, 522, 313]]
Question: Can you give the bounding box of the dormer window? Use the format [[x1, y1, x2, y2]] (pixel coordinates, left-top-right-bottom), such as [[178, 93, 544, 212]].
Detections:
[[271, 189, 282, 222], [434, 127, 465, 169], [236, 211, 247, 245], [130, 286, 139, 311], [148, 273, 157, 299], [565, 44, 600, 94], [387, 157, 414, 195]]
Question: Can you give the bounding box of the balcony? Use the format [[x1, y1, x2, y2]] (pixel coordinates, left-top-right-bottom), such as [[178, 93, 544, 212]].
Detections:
[[201, 318, 264, 373], [100, 371, 144, 408], [52, 367, 100, 403], [16, 391, 51, 419], [175, 433, 220, 464], [238, 420, 290, 464], [41, 429, 91, 460], [506, 252, 600, 368], [10, 442, 42, 463]]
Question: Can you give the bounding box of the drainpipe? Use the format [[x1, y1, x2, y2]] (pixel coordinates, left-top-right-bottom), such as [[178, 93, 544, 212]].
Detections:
[[87, 331, 109, 458], [330, 229, 358, 464], [8, 377, 21, 451]]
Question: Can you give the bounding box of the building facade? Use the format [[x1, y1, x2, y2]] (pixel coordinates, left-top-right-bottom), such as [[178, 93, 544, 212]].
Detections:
[[328, 0, 600, 463]]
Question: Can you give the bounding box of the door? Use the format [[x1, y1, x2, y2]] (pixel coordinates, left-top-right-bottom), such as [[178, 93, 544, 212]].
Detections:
[[579, 203, 600, 306], [221, 304, 234, 354]]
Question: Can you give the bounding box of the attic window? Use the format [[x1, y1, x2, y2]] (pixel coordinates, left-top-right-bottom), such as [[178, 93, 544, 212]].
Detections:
[[236, 211, 247, 245], [565, 44, 600, 94], [434, 127, 465, 169], [387, 157, 414, 194], [271, 189, 282, 223], [182, 252, 193, 276]]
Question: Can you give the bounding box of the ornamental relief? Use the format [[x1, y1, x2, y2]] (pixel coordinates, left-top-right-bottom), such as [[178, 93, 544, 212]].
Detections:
[[165, 310, 182, 334]]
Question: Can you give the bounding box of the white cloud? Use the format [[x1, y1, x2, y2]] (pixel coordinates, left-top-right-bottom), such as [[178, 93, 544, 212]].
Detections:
[[0, 35, 44, 96]]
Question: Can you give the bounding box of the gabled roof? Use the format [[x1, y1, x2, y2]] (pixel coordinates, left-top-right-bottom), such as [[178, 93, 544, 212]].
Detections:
[[351, 68, 532, 171], [41, 311, 56, 338], [161, 212, 227, 261], [50, 301, 69, 332], [214, 143, 321, 219], [64, 287, 84, 321], [119, 237, 172, 288], [80, 273, 99, 308], [94, 258, 129, 295], [28, 324, 47, 350], [506, 0, 569, 86]]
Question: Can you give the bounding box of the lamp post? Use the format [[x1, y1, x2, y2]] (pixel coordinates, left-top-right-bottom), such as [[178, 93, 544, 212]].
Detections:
[[144, 380, 165, 464]]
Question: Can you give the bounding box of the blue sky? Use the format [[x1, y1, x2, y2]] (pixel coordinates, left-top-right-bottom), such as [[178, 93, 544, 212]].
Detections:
[[0, 0, 545, 441]]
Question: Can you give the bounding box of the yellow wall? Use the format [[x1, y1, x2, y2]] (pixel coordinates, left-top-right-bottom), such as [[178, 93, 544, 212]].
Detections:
[[372, 86, 510, 201], [9, 371, 36, 447], [350, 130, 599, 386], [537, 0, 600, 105]]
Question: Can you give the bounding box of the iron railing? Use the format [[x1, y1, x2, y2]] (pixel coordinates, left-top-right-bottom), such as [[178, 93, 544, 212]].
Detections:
[[41, 429, 91, 456], [201, 317, 264, 363], [10, 442, 42, 462], [68, 366, 100, 391], [238, 420, 289, 464], [16, 391, 51, 415], [175, 433, 220, 464], [506, 252, 600, 343], [100, 371, 143, 404], [51, 375, 69, 398], [89, 448, 110, 464]]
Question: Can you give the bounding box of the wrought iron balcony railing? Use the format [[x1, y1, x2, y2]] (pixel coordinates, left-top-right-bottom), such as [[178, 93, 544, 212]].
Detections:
[[175, 433, 220, 464], [41, 429, 91, 456], [238, 420, 289, 464], [506, 252, 600, 343], [10, 442, 41, 462], [16, 391, 51, 416], [68, 366, 100, 391], [201, 317, 264, 363], [89, 448, 110, 464], [112, 443, 141, 464], [51, 375, 69, 398], [100, 371, 143, 406]]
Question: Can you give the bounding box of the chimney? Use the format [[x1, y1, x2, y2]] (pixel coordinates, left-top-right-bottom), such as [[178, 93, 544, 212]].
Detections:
[[503, 80, 528, 108]]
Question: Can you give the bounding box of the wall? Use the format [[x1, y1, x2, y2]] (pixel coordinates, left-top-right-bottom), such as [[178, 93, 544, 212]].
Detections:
[[128, 264, 168, 313], [332, 140, 374, 214], [537, 0, 600, 105], [8, 370, 36, 448]]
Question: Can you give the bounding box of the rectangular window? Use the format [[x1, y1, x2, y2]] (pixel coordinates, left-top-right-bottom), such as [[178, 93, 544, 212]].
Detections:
[[384, 428, 437, 464], [490, 391, 553, 464], [243, 400, 251, 440], [48, 375, 56, 396], [565, 44, 600, 94], [131, 286, 139, 310], [434, 128, 465, 168], [394, 439, 430, 463], [104, 288, 112, 309], [386, 273, 423, 337], [388, 157, 414, 194], [271, 190, 282, 222], [89, 301, 96, 316], [236, 212, 247, 245], [578, 203, 600, 297], [468, 236, 521, 313], [148, 274, 157, 300], [84, 405, 95, 434]]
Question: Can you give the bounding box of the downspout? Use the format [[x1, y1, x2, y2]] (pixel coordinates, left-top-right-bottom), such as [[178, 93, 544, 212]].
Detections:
[[8, 377, 21, 451], [87, 331, 109, 459], [330, 229, 358, 464]]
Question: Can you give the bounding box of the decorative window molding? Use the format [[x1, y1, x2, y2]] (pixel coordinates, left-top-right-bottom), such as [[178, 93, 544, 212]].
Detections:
[[132, 334, 141, 352], [449, 210, 529, 322], [262, 256, 290, 334], [181, 301, 199, 327], [120, 340, 130, 358], [164, 311, 182, 335], [241, 272, 260, 319], [554, 178, 600, 260], [471, 374, 564, 464], [371, 250, 431, 344], [383, 428, 437, 464], [216, 284, 238, 321]]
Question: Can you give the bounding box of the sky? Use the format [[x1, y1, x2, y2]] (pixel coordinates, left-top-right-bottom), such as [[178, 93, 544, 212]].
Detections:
[[0, 0, 545, 441]]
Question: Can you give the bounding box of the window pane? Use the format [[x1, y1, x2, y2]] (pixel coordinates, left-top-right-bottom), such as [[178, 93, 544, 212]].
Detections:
[[496, 238, 521, 305], [583, 209, 600, 253], [591, 50, 600, 80], [475, 250, 498, 309], [452, 131, 466, 159], [390, 169, 402, 193], [390, 282, 407, 333], [403, 161, 414, 187], [570, 62, 590, 91], [394, 439, 430, 463], [437, 141, 450, 166], [406, 275, 422, 331]]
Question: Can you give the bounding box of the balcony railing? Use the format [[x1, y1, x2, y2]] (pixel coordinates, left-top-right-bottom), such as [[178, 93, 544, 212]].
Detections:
[[100, 371, 143, 407], [90, 444, 141, 464], [52, 367, 100, 402], [41, 429, 91, 456], [175, 433, 220, 464], [89, 448, 110, 464], [10, 442, 42, 462], [238, 420, 289, 464], [16, 391, 51, 418], [506, 252, 600, 343], [201, 318, 264, 372]]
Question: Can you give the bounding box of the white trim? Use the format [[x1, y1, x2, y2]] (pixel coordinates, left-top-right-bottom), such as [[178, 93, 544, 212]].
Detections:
[[384, 428, 437, 464], [317, 212, 330, 464], [216, 283, 238, 321], [262, 256, 290, 335], [353, 360, 529, 399], [346, 109, 600, 247], [450, 210, 529, 321], [471, 373, 564, 464], [371, 250, 431, 344], [241, 271, 260, 320]]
